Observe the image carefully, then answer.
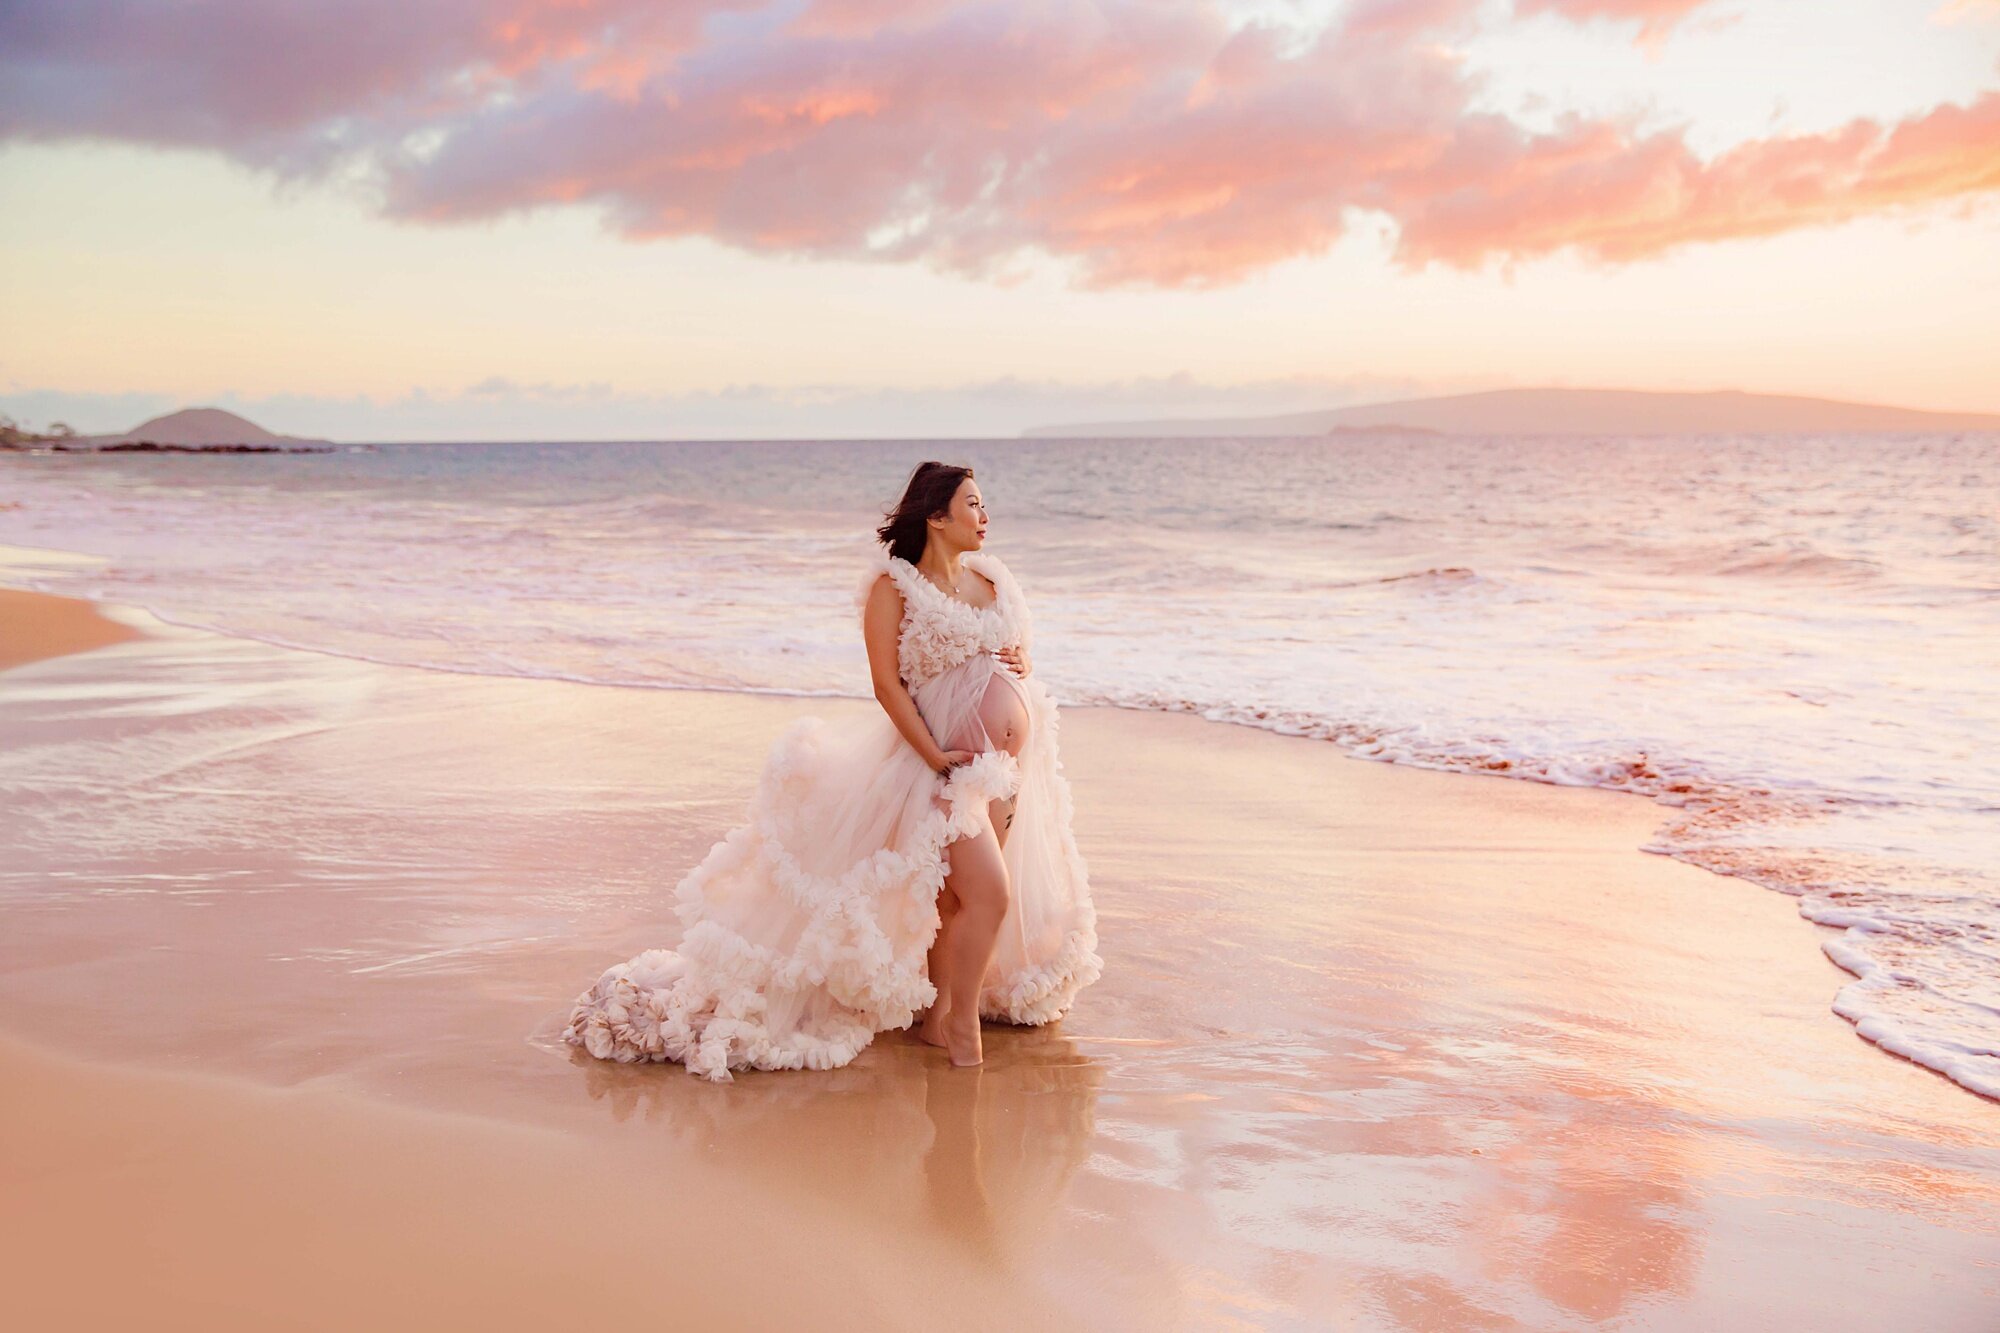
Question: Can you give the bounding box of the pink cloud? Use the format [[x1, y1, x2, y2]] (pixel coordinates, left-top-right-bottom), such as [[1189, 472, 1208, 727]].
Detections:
[[2, 1, 1994, 287], [788, 0, 963, 38], [1393, 94, 2000, 268], [1515, 0, 1715, 41], [0, 1, 756, 159]]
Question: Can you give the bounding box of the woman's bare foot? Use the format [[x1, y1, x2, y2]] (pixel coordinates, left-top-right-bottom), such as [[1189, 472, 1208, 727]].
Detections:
[[943, 1009, 983, 1067], [915, 998, 951, 1048]]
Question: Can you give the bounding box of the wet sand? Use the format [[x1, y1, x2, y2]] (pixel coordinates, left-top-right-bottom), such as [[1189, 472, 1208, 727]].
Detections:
[[1, 585, 1996, 1330], [0, 1028, 1019, 1331], [0, 585, 140, 669]]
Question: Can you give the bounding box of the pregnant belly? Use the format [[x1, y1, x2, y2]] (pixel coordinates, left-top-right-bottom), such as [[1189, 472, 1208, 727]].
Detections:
[[975, 662, 1031, 759]]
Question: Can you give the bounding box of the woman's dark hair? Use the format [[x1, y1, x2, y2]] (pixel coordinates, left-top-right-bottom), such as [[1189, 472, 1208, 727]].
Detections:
[[876, 461, 974, 564]]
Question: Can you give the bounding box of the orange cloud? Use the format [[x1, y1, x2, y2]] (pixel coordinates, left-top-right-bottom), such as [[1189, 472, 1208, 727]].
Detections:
[[1393, 94, 2000, 268], [1515, 0, 1714, 41], [1932, 0, 2000, 23]]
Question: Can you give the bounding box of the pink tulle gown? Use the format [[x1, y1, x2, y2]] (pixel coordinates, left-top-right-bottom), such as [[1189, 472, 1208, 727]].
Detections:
[[560, 549, 1101, 1081]]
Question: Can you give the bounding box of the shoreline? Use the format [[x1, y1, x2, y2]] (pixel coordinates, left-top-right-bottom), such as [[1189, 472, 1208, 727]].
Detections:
[[2, 583, 1996, 1328], [3, 571, 1987, 1103], [6, 531, 1993, 1109]]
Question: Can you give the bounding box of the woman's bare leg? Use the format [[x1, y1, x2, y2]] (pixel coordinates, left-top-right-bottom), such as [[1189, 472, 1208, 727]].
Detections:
[[924, 668, 1026, 1059], [916, 884, 959, 1047], [937, 816, 1009, 1067], [989, 794, 1017, 848], [920, 802, 1007, 1048]]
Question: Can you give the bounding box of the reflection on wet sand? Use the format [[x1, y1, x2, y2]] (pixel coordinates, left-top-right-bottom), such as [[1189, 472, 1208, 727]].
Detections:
[[920, 1028, 1103, 1257], [1346, 1054, 1703, 1330], [923, 1062, 1000, 1254], [568, 1020, 1104, 1263]]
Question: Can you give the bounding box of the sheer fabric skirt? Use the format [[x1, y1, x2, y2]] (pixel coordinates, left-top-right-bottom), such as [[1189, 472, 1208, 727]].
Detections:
[[561, 650, 1100, 1081]]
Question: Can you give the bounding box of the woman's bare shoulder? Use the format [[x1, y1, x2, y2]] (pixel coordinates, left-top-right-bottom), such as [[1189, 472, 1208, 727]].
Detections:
[[861, 571, 907, 626]]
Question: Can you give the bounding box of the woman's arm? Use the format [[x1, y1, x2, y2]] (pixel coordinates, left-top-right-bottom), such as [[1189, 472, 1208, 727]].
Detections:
[[863, 574, 952, 771]]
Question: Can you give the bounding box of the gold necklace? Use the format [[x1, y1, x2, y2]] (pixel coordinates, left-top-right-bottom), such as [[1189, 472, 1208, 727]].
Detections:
[[918, 562, 965, 598]]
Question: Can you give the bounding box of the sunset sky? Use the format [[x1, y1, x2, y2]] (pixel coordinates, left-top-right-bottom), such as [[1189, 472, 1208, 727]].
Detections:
[[3, 0, 1997, 439]]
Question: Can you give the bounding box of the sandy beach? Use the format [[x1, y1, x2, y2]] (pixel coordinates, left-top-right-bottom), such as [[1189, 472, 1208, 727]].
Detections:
[[0, 586, 140, 671], [2, 585, 1996, 1331]]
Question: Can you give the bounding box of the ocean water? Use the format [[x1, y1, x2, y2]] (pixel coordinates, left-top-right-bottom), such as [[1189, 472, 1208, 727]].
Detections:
[[2, 434, 1996, 1100]]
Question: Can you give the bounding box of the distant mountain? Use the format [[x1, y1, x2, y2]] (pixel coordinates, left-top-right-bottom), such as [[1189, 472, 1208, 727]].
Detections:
[[74, 407, 335, 449], [4, 405, 334, 452], [1022, 388, 2000, 438]]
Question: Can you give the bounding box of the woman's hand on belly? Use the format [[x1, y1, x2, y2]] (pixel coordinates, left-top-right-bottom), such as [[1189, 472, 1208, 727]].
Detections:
[[996, 644, 1032, 678]]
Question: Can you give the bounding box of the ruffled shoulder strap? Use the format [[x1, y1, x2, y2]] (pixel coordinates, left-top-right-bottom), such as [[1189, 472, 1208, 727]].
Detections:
[[855, 549, 920, 620], [965, 551, 1032, 649]]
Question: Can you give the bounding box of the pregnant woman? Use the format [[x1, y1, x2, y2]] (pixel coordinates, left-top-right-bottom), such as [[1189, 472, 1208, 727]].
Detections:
[[561, 462, 1100, 1079]]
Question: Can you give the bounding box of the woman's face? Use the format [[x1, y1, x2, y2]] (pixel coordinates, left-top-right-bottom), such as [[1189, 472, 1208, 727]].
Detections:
[[929, 477, 988, 552]]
